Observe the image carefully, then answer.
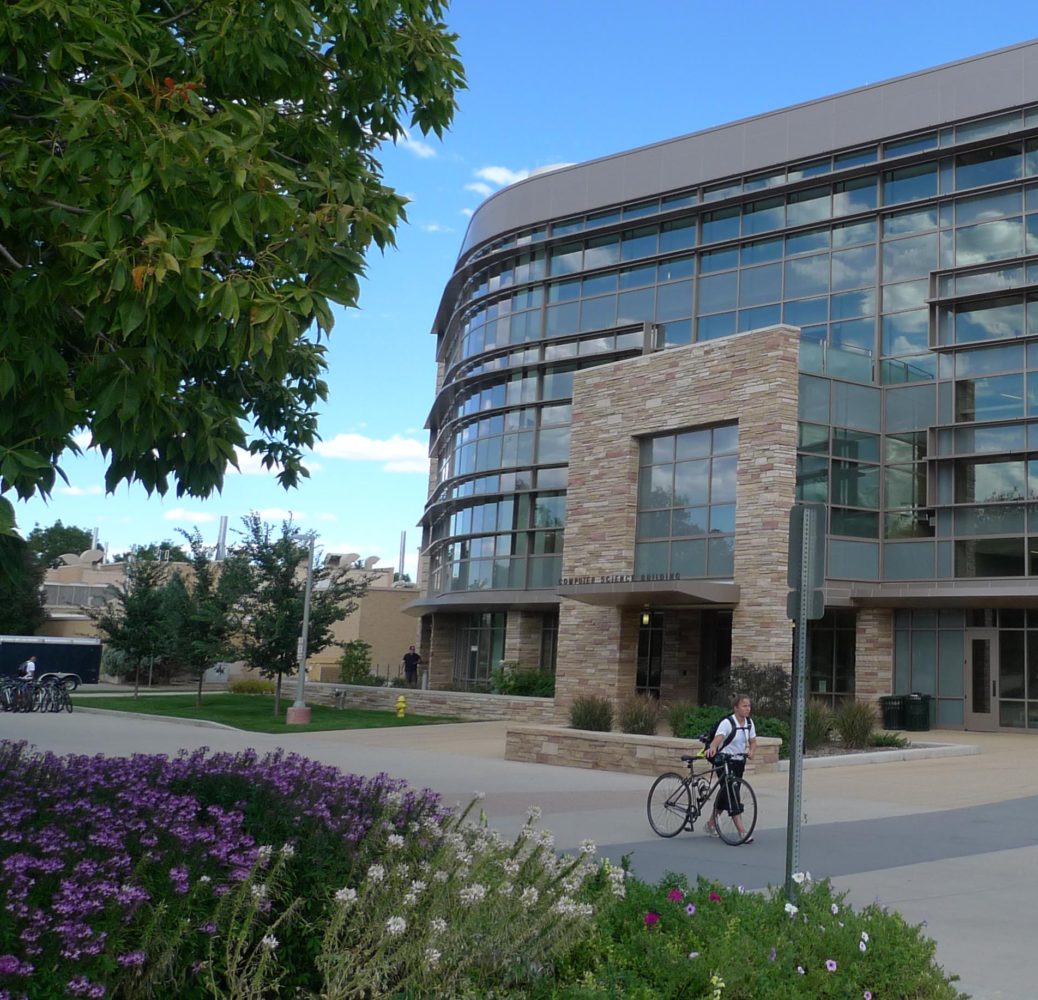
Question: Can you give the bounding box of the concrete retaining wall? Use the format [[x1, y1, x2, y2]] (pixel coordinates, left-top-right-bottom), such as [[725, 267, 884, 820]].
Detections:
[[505, 726, 782, 777]]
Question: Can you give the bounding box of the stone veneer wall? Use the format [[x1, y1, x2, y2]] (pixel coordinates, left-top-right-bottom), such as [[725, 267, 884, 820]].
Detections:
[[554, 325, 800, 722], [427, 614, 458, 687], [505, 726, 782, 776], [504, 609, 546, 667], [855, 607, 894, 704], [308, 682, 555, 724]]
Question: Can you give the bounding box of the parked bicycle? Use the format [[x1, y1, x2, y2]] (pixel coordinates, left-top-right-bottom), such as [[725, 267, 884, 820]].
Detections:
[[0, 674, 75, 713], [646, 739, 757, 846]]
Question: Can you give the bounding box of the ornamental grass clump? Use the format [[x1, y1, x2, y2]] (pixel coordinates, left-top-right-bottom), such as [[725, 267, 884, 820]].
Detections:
[[834, 699, 878, 749], [552, 872, 965, 999], [569, 695, 614, 732]]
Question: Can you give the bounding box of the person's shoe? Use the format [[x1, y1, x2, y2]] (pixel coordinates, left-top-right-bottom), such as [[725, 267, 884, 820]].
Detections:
[[704, 822, 720, 838]]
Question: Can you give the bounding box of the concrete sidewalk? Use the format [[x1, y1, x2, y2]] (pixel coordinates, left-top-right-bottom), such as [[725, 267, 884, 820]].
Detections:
[[4, 712, 1037, 999]]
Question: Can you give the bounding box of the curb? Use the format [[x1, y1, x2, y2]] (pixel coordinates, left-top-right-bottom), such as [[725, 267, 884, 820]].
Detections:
[[774, 742, 980, 770], [74, 707, 241, 732]]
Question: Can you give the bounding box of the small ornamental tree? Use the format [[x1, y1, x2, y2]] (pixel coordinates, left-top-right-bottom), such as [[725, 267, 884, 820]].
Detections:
[[227, 514, 368, 716], [0, 0, 465, 549]]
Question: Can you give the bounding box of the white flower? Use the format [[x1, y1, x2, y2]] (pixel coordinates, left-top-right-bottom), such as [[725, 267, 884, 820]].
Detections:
[[385, 916, 407, 936], [498, 882, 514, 896], [260, 933, 278, 951], [280, 843, 296, 859], [387, 834, 405, 849], [859, 940, 867, 952], [410, 879, 427, 893], [579, 838, 596, 855], [537, 831, 555, 849], [526, 806, 542, 823], [831, 903, 839, 915], [737, 884, 745, 894], [425, 947, 441, 967], [198, 875, 212, 884], [520, 886, 540, 908], [367, 864, 386, 884], [256, 845, 273, 864], [860, 931, 869, 943], [784, 902, 798, 917], [433, 870, 449, 883], [404, 892, 418, 906], [502, 859, 520, 877], [459, 883, 487, 905], [472, 790, 486, 801], [791, 872, 807, 884], [688, 951, 700, 959], [251, 884, 268, 901], [386, 790, 403, 806], [334, 887, 357, 905], [430, 917, 447, 934]]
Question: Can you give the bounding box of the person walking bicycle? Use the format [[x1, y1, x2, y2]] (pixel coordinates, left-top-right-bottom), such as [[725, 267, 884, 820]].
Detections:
[[704, 694, 757, 843]]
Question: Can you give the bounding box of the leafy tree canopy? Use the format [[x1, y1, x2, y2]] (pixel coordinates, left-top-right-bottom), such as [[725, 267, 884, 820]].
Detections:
[[112, 539, 190, 563], [0, 1, 464, 520], [0, 535, 46, 634], [26, 520, 94, 568]]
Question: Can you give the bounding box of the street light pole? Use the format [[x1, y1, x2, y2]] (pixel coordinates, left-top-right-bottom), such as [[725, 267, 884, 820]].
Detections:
[[287, 532, 316, 725]]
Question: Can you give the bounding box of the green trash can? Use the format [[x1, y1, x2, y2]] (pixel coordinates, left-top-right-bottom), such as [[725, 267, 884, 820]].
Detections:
[[879, 695, 905, 730], [904, 693, 932, 732]]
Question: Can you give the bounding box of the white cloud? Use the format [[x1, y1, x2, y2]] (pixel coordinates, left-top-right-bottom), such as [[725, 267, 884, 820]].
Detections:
[[313, 512, 338, 523], [420, 222, 455, 234], [72, 431, 92, 450], [474, 165, 530, 187], [313, 433, 428, 474], [58, 485, 103, 497], [465, 181, 494, 198], [397, 128, 437, 159], [163, 508, 217, 524], [460, 207, 473, 217]]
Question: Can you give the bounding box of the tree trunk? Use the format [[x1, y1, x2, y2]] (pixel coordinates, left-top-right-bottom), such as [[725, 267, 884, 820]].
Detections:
[[133, 660, 140, 699], [196, 668, 204, 708], [274, 674, 282, 717]]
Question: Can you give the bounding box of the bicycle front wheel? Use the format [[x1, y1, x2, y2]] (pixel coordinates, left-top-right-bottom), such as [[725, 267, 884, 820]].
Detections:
[[714, 776, 757, 846], [647, 772, 691, 838]]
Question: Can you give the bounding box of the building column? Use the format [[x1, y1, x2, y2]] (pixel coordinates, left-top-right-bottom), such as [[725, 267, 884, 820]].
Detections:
[[855, 607, 894, 704], [426, 613, 457, 688], [660, 610, 701, 705], [503, 610, 544, 668]]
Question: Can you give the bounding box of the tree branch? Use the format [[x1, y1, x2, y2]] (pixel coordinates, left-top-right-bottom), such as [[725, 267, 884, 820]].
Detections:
[[0, 242, 23, 270], [158, 1, 208, 28]]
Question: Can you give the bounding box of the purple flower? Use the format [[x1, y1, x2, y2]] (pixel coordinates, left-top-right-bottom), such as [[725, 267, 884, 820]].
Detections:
[[666, 888, 684, 902], [768, 947, 776, 962], [826, 958, 838, 972], [643, 911, 659, 926], [117, 950, 146, 968], [685, 903, 696, 916]]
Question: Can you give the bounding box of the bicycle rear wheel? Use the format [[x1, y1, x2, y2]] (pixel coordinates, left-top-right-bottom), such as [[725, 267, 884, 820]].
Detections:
[[713, 776, 757, 846], [647, 772, 691, 838]]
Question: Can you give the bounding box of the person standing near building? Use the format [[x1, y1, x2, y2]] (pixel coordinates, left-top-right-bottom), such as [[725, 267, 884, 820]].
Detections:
[[17, 655, 36, 680], [402, 645, 422, 687], [704, 694, 757, 842]]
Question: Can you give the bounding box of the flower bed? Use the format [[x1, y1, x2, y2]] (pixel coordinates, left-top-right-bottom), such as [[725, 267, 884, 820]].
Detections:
[[0, 740, 964, 999]]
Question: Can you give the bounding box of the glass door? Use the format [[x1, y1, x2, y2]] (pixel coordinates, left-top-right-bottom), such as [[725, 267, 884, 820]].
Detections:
[[964, 628, 998, 731]]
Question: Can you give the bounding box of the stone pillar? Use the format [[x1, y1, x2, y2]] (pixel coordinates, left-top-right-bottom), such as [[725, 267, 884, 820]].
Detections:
[[855, 607, 894, 704], [503, 610, 544, 668], [660, 610, 700, 704], [427, 614, 457, 688]]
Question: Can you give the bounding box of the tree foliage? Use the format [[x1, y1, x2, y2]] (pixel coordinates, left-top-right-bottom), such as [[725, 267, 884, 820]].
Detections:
[[0, 535, 46, 634], [0, 1, 464, 514], [112, 539, 189, 563], [227, 513, 368, 714], [26, 520, 95, 568]]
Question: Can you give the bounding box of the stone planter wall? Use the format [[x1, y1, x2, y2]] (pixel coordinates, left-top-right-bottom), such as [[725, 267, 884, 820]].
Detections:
[[505, 726, 782, 777], [307, 682, 556, 724]]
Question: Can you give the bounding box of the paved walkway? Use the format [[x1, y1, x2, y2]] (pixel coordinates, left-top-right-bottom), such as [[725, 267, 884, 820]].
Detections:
[[4, 712, 1037, 999]]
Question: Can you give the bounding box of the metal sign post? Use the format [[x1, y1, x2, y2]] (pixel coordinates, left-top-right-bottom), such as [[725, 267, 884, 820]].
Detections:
[[785, 502, 825, 901]]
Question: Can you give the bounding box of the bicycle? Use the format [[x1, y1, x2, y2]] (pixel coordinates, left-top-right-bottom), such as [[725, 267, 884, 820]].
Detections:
[[646, 741, 757, 846]]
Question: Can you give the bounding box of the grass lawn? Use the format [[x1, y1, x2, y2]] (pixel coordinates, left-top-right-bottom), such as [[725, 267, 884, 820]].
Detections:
[[72, 693, 461, 734]]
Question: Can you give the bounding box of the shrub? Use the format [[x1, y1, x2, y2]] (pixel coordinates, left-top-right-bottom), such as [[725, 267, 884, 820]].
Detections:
[[618, 695, 659, 735], [871, 730, 910, 748], [339, 640, 381, 686], [834, 699, 877, 749], [803, 698, 834, 749], [703, 659, 792, 721], [664, 700, 697, 737], [569, 695, 614, 732], [755, 715, 791, 759], [229, 677, 275, 695], [555, 872, 965, 999], [491, 662, 556, 697], [670, 704, 791, 758]]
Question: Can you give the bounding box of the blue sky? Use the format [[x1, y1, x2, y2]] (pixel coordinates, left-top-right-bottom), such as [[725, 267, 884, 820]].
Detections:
[[17, 1, 1035, 576]]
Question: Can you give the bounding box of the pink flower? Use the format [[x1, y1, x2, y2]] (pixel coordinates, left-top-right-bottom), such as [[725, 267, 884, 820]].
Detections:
[[826, 958, 838, 972], [643, 911, 659, 926], [709, 891, 722, 903], [667, 888, 684, 902], [864, 992, 873, 1000]]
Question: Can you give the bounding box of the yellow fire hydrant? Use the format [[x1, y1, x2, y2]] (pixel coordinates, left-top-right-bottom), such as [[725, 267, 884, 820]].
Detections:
[[395, 694, 407, 718]]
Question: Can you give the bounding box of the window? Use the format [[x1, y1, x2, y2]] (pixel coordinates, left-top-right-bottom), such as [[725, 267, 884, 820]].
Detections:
[[635, 424, 738, 578], [807, 610, 856, 707], [453, 613, 506, 690]]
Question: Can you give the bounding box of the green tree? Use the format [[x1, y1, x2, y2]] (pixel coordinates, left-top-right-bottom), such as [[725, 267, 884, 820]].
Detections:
[[0, 1, 464, 533], [89, 556, 167, 697], [165, 528, 245, 706], [25, 521, 95, 568], [112, 540, 189, 563], [228, 513, 368, 716], [0, 535, 46, 635]]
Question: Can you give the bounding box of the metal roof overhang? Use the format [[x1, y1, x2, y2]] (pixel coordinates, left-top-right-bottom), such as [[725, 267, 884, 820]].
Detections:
[[557, 579, 740, 608], [401, 590, 560, 618], [847, 580, 1038, 608]]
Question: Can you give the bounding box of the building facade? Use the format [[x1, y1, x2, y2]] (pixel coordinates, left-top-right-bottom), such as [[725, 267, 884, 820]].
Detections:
[[413, 40, 1038, 732]]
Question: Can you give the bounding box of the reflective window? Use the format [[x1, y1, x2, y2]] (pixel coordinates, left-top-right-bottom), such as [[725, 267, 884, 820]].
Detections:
[[954, 298, 1024, 344], [832, 245, 876, 291], [833, 176, 878, 216], [954, 374, 1025, 422], [743, 196, 784, 235], [882, 233, 937, 280], [956, 217, 1024, 266], [785, 253, 830, 298], [701, 206, 740, 244], [883, 163, 938, 205], [955, 143, 1022, 190], [621, 227, 658, 261]]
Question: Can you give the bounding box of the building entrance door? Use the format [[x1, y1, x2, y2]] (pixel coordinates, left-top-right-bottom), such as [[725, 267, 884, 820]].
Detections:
[[964, 628, 998, 731]]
